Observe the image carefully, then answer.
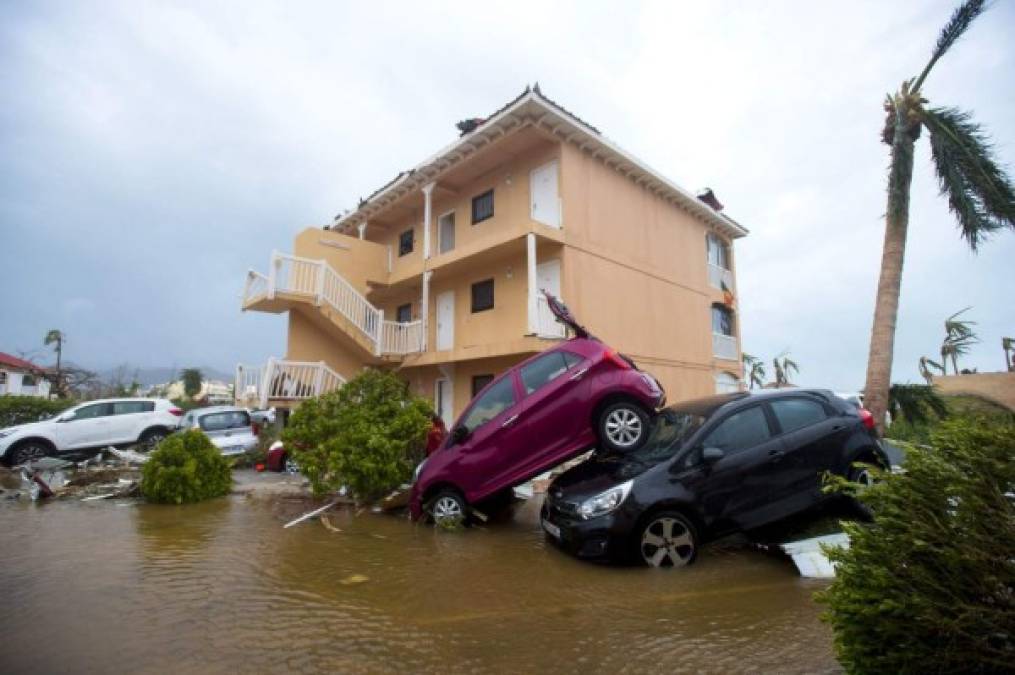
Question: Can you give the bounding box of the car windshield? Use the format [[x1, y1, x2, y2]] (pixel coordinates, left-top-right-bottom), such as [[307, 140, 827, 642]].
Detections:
[[626, 408, 707, 462]]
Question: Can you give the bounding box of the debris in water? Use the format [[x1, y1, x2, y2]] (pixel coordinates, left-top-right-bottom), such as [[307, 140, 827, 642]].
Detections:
[[283, 499, 338, 529], [108, 447, 150, 464], [339, 574, 369, 585], [779, 533, 849, 578], [320, 515, 342, 533]]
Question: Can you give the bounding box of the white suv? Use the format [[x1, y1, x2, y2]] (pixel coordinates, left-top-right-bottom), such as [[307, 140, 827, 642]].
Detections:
[[0, 398, 183, 465]]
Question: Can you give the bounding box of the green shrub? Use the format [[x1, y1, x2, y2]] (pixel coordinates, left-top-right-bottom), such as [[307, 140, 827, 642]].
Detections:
[[816, 417, 1015, 674], [0, 396, 73, 428], [282, 368, 431, 501], [140, 429, 233, 504]]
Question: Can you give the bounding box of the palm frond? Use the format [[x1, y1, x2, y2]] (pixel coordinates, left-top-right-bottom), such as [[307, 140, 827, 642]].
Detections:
[[782, 357, 799, 375], [913, 0, 988, 91], [888, 384, 949, 424], [924, 357, 945, 373], [923, 106, 1015, 250]]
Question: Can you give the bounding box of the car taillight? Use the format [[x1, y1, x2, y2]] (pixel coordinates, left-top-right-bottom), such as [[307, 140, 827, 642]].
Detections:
[[859, 407, 875, 430], [169, 407, 184, 417], [604, 348, 632, 370]]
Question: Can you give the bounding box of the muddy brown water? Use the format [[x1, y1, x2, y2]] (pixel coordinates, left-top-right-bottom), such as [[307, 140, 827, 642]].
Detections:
[[0, 493, 840, 673]]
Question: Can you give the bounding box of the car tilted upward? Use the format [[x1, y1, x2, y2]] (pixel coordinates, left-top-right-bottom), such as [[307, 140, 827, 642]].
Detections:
[[541, 389, 887, 567], [410, 293, 665, 525], [0, 398, 183, 465]]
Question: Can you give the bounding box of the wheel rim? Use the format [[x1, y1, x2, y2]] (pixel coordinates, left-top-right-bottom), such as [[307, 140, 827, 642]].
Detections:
[[143, 433, 166, 451], [284, 457, 298, 474], [854, 468, 874, 488], [605, 408, 643, 447], [640, 517, 695, 568], [15, 444, 46, 464], [432, 496, 464, 524]]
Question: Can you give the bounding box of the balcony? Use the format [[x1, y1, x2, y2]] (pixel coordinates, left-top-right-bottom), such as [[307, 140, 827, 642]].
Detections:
[[708, 263, 734, 291], [712, 333, 738, 361], [242, 253, 424, 357], [235, 359, 346, 409]]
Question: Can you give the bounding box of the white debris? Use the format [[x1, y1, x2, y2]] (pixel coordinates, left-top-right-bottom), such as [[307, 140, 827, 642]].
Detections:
[[779, 533, 850, 578]]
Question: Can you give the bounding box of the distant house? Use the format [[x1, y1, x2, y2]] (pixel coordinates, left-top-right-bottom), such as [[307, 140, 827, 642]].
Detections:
[[0, 352, 51, 398]]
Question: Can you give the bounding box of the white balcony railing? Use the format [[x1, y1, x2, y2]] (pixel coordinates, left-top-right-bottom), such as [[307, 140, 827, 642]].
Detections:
[[713, 333, 738, 361], [242, 252, 420, 357], [708, 263, 734, 291], [535, 295, 565, 338], [235, 359, 346, 409]]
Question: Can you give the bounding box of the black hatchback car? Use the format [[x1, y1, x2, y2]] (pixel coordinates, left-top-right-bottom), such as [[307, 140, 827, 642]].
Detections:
[[541, 389, 886, 567]]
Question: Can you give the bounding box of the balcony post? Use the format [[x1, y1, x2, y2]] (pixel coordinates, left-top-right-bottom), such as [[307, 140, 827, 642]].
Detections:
[[374, 307, 383, 356], [261, 357, 275, 409], [314, 361, 325, 396], [315, 260, 325, 306], [422, 182, 435, 259], [420, 270, 432, 352], [267, 250, 280, 299], [357, 221, 368, 240], [526, 233, 538, 334]]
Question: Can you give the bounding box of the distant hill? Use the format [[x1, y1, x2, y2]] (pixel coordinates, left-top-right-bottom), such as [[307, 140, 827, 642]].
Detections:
[[99, 366, 233, 387]]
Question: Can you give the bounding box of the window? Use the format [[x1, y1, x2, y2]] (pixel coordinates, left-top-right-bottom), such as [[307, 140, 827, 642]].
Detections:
[[562, 351, 584, 369], [396, 303, 412, 323], [471, 278, 494, 313], [438, 211, 455, 253], [461, 375, 515, 432], [702, 406, 771, 454], [113, 401, 155, 415], [71, 403, 113, 420], [707, 233, 730, 270], [199, 410, 251, 432], [398, 229, 414, 256], [712, 304, 734, 336], [22, 374, 36, 387], [472, 189, 494, 224], [770, 398, 828, 434], [471, 374, 494, 399], [0, 372, 6, 386], [520, 352, 570, 395]]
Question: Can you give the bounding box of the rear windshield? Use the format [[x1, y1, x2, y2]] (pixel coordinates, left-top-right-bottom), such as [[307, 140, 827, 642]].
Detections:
[[199, 411, 250, 432], [627, 408, 707, 462]]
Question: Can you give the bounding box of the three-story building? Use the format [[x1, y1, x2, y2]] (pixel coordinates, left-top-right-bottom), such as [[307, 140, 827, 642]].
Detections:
[[237, 87, 746, 424]]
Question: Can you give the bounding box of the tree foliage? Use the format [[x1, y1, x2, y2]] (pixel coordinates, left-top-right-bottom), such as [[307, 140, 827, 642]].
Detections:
[[282, 368, 431, 501], [817, 416, 1015, 674], [181, 368, 203, 399], [887, 384, 948, 426], [0, 396, 72, 428], [140, 429, 233, 504]]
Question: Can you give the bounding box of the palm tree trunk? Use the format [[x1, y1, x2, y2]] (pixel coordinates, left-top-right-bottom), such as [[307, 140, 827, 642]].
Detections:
[[864, 100, 916, 436], [951, 352, 959, 374]]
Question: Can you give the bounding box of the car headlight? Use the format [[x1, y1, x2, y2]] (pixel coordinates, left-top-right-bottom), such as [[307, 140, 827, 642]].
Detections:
[[413, 458, 428, 483], [578, 479, 634, 520]]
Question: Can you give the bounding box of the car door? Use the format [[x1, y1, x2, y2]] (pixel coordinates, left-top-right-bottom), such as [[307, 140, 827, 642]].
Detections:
[[514, 349, 590, 476], [56, 402, 114, 449], [110, 400, 154, 444], [767, 396, 847, 504], [675, 404, 793, 531], [450, 372, 529, 500]]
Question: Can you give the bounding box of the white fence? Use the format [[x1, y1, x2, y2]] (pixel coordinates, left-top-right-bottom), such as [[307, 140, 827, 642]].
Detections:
[[712, 333, 739, 361], [243, 252, 419, 356], [708, 263, 734, 291], [235, 359, 346, 409]]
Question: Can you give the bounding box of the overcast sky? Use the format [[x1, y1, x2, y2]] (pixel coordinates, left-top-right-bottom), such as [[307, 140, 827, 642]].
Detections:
[[2, 0, 1013, 390]]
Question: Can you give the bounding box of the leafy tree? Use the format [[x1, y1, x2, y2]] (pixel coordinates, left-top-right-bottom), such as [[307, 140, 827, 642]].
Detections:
[[282, 368, 431, 501], [887, 383, 948, 426], [863, 0, 1015, 434], [140, 429, 233, 504], [43, 330, 64, 398], [742, 353, 766, 389], [0, 396, 72, 427], [181, 368, 203, 399], [817, 416, 1014, 673], [772, 352, 799, 386]]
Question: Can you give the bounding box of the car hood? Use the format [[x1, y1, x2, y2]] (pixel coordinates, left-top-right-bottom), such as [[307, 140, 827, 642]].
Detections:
[[0, 420, 49, 437], [549, 452, 657, 501]]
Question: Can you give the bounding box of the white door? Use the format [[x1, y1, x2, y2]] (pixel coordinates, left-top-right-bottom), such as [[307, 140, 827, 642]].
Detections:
[[436, 290, 454, 351], [536, 259, 564, 337], [530, 160, 560, 228], [434, 378, 454, 427]]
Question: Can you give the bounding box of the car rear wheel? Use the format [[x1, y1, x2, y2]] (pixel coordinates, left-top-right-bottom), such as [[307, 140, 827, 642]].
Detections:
[[428, 490, 468, 528], [9, 441, 52, 466], [636, 511, 698, 568], [139, 428, 168, 453], [598, 402, 650, 452]]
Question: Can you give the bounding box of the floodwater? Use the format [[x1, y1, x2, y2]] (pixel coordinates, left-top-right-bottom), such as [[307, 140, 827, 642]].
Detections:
[[0, 492, 840, 673]]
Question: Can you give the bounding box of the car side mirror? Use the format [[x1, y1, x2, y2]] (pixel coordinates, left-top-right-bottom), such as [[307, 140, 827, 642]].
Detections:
[[702, 446, 724, 464], [451, 426, 470, 444], [56, 413, 73, 423]]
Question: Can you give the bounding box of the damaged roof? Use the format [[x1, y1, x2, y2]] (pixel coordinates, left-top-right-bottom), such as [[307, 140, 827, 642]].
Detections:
[[331, 85, 747, 240]]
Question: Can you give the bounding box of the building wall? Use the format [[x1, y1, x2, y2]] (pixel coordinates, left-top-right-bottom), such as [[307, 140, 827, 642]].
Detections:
[[293, 228, 387, 295], [0, 369, 51, 397], [284, 311, 366, 381], [933, 372, 1015, 412]]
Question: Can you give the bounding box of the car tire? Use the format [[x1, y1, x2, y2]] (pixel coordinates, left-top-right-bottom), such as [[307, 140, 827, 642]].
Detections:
[[428, 489, 469, 528], [635, 511, 698, 568], [848, 462, 878, 520], [598, 401, 650, 453], [8, 440, 53, 466], [283, 454, 298, 474], [139, 428, 168, 453]]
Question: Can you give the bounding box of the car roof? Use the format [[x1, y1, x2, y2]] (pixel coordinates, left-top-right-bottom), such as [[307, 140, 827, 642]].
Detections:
[[669, 388, 838, 417], [75, 397, 163, 405], [191, 405, 248, 416]]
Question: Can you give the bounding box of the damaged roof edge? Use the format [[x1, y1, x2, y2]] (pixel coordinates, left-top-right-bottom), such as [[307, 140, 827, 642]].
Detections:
[[331, 87, 748, 240]]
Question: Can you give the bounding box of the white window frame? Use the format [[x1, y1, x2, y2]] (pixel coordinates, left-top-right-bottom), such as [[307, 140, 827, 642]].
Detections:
[[437, 209, 456, 254]]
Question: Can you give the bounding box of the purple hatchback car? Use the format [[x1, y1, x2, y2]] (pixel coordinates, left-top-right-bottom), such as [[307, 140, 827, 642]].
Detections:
[[410, 294, 665, 525]]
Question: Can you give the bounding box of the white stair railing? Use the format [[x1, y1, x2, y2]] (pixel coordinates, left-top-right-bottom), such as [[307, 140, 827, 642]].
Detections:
[[381, 320, 423, 355], [237, 359, 347, 409], [242, 271, 270, 305]]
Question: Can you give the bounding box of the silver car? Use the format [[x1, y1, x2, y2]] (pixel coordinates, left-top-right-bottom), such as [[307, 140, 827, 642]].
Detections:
[[179, 406, 259, 457]]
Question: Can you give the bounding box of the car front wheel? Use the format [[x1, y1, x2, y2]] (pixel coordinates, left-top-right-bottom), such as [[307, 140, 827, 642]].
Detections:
[[139, 429, 168, 453], [9, 441, 52, 466], [428, 490, 468, 528], [598, 402, 650, 452], [636, 511, 698, 568]]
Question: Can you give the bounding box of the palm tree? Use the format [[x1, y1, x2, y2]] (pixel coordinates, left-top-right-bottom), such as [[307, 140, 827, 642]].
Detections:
[[742, 353, 766, 389], [773, 353, 799, 387], [863, 0, 1015, 434], [1003, 337, 1014, 371], [918, 356, 944, 384], [44, 329, 64, 398], [888, 384, 948, 426], [940, 307, 979, 374]]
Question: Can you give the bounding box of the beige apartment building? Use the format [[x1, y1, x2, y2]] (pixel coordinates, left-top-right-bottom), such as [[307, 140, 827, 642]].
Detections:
[[236, 87, 747, 424]]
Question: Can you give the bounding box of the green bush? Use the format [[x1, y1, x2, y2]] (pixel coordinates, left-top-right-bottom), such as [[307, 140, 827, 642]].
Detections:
[[0, 396, 73, 428], [816, 417, 1015, 673], [282, 368, 431, 501], [140, 429, 233, 504]]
